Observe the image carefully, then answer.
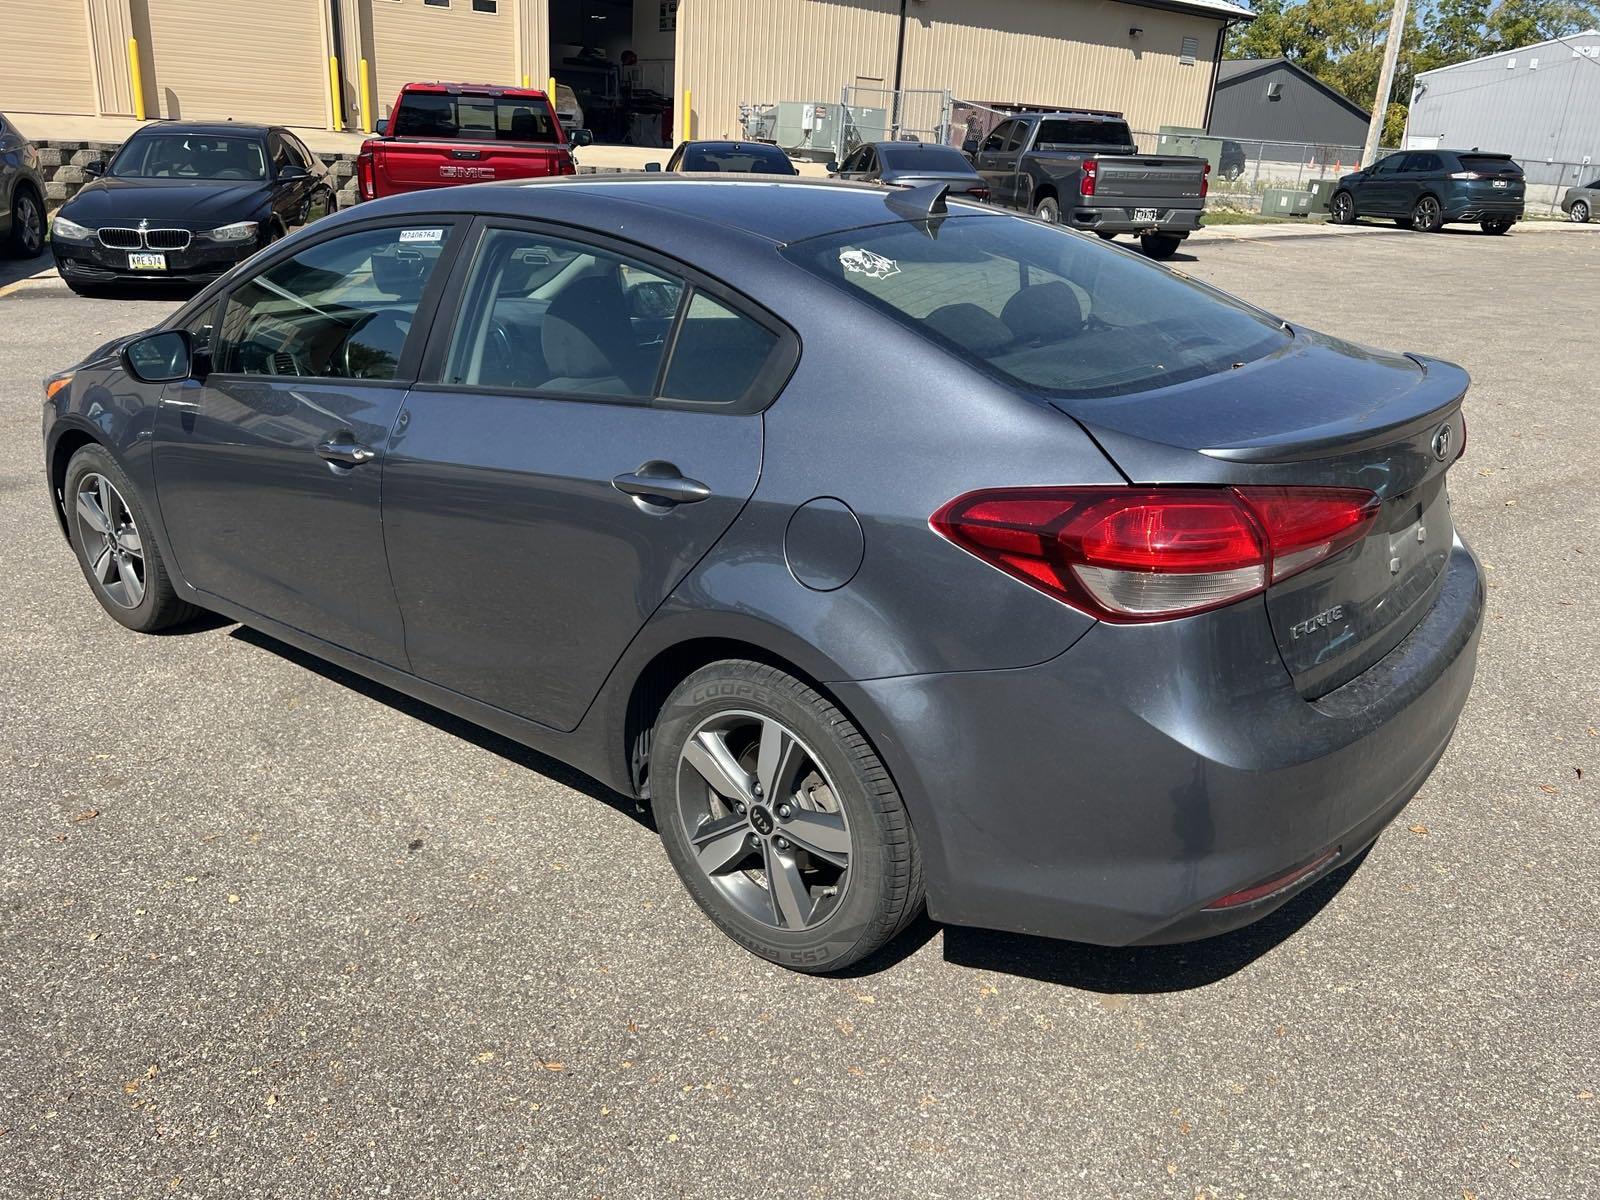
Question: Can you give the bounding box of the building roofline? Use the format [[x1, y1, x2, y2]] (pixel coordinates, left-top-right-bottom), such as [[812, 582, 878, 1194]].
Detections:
[[1120, 0, 1255, 23], [1216, 57, 1371, 123], [1414, 28, 1600, 78]]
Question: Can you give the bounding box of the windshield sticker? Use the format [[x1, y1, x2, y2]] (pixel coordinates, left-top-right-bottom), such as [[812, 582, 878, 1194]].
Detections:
[[399, 228, 445, 244], [839, 248, 900, 280]]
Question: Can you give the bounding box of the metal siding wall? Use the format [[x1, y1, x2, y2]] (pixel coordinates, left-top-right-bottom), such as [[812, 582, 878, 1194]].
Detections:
[[0, 0, 98, 115], [899, 0, 1220, 132], [370, 0, 520, 117], [1209, 65, 1369, 145], [142, 0, 329, 126], [1409, 33, 1600, 165], [676, 0, 901, 140], [87, 0, 137, 116]]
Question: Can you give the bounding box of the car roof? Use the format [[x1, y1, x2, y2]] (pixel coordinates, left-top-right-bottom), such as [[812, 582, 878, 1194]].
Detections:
[[359, 175, 991, 245], [128, 121, 273, 139], [679, 141, 788, 152]]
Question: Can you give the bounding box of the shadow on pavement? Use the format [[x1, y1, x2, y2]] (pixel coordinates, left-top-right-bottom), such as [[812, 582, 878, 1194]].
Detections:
[[940, 846, 1371, 993]]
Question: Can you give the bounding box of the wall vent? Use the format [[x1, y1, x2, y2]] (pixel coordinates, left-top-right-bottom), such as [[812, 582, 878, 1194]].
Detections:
[[1179, 35, 1199, 65]]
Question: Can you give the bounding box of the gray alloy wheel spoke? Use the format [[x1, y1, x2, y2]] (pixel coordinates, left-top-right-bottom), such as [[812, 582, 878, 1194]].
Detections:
[[118, 554, 145, 606], [782, 809, 851, 868], [682, 731, 755, 804], [76, 490, 110, 535], [755, 718, 806, 802], [692, 813, 755, 875], [91, 544, 116, 584], [77, 473, 145, 610], [764, 841, 814, 929]]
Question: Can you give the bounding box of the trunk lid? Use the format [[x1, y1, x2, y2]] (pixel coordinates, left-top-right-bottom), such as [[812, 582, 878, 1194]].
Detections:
[[1051, 330, 1467, 696], [372, 139, 570, 194], [1091, 156, 1207, 201]]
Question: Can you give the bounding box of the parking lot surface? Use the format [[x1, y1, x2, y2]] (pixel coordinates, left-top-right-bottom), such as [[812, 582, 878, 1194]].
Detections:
[[2, 225, 1596, 1199]]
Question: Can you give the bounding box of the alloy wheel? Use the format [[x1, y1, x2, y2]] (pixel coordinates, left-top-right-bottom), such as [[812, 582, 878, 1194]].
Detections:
[[16, 194, 44, 254], [1332, 193, 1353, 223], [1573, 201, 1590, 223], [1412, 197, 1441, 231], [675, 710, 852, 932], [75, 473, 146, 609]]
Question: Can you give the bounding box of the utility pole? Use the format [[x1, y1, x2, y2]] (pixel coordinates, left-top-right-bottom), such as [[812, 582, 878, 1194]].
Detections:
[[1362, 0, 1410, 165]]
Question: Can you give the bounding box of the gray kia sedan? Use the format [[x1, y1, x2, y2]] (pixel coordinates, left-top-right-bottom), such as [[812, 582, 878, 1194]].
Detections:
[[42, 177, 1483, 972]]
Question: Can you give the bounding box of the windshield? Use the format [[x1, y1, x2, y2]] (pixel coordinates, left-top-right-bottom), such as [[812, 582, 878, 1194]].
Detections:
[[393, 93, 558, 144], [783, 215, 1289, 398], [1034, 119, 1134, 150], [878, 144, 973, 172], [680, 144, 796, 174], [111, 134, 268, 181]]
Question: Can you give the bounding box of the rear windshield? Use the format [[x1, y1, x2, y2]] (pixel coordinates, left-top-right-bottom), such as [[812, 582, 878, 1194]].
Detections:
[[878, 144, 974, 172], [1457, 154, 1521, 175], [679, 144, 796, 174], [1034, 119, 1134, 150], [783, 215, 1288, 398], [392, 93, 558, 144]]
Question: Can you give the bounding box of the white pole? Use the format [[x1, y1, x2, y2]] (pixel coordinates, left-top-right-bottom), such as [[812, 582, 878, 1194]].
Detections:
[[1362, 0, 1410, 166]]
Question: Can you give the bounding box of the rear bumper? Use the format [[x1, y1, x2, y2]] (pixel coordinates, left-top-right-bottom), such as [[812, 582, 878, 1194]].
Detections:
[[1067, 204, 1203, 235], [1444, 200, 1523, 222], [836, 535, 1484, 947]]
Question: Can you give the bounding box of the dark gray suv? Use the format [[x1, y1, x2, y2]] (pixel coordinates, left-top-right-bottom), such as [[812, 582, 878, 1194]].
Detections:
[[41, 178, 1484, 972], [1331, 149, 1524, 233], [0, 112, 47, 258]]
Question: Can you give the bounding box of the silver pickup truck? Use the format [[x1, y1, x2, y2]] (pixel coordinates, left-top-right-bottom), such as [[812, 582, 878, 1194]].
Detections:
[[969, 110, 1208, 258]]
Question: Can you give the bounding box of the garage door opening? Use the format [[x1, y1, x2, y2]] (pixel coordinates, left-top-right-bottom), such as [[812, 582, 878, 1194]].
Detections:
[[548, 0, 675, 147]]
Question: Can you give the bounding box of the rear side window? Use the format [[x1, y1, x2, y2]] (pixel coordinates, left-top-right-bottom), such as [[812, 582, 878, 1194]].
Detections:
[[393, 93, 557, 144], [784, 214, 1287, 399], [1457, 154, 1522, 176], [1034, 119, 1134, 149], [215, 224, 453, 380], [662, 294, 779, 404]]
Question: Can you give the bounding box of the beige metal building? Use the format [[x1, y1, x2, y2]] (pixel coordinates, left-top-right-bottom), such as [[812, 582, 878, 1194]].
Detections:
[[1, 0, 1249, 143]]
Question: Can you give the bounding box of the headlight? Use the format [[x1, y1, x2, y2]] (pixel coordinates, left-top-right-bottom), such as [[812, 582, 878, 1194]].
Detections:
[[52, 216, 93, 241], [202, 221, 259, 242]]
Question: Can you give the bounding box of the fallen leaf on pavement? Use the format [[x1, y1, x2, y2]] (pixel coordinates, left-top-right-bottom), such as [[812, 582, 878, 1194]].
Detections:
[[541, 1061, 565, 1072], [73, 809, 99, 822], [1409, 824, 1429, 835]]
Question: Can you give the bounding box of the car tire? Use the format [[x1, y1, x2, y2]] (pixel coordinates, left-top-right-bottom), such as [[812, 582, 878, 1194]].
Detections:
[[1480, 217, 1512, 235], [1139, 233, 1183, 260], [8, 187, 46, 258], [1411, 195, 1444, 232], [1095, 230, 1118, 240], [1570, 200, 1589, 223], [1033, 194, 1061, 224], [1330, 190, 1356, 224], [64, 444, 201, 633], [650, 660, 924, 974]]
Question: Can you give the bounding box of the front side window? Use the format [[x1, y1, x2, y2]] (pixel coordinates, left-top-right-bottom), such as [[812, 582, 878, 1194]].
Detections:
[[214, 224, 453, 380], [392, 93, 556, 144], [784, 214, 1287, 399], [982, 122, 1016, 153], [111, 133, 268, 181], [1370, 155, 1405, 176]]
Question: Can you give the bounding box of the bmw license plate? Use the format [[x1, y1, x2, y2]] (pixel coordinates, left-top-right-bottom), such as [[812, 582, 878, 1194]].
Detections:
[[1133, 208, 1159, 222], [127, 252, 167, 271]]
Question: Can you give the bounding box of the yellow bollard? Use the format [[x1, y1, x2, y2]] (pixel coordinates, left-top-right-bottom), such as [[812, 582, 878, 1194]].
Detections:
[[360, 59, 374, 134], [547, 76, 557, 103], [328, 56, 344, 129], [681, 89, 691, 144], [127, 37, 145, 121]]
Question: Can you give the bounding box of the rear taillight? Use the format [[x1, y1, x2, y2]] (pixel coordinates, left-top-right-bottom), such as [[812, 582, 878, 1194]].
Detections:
[[556, 153, 576, 176], [1080, 159, 1097, 197], [969, 185, 991, 201], [1201, 160, 1211, 199], [1449, 171, 1484, 180], [1457, 413, 1467, 460], [930, 485, 1380, 622], [357, 150, 375, 201]]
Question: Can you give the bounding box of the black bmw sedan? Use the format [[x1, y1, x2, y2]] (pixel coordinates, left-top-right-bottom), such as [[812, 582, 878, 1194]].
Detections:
[[50, 122, 338, 293]]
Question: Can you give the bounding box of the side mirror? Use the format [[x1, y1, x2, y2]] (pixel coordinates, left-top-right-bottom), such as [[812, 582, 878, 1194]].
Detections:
[[825, 159, 839, 173], [644, 161, 662, 172], [123, 330, 193, 384], [83, 159, 107, 178], [375, 118, 390, 137], [277, 164, 309, 182], [568, 128, 594, 147]]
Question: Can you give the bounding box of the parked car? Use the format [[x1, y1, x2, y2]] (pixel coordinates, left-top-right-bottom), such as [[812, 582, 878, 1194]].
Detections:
[[829, 140, 989, 200], [48, 122, 336, 293], [660, 140, 798, 175], [42, 178, 1482, 973], [0, 111, 47, 258], [1330, 150, 1524, 233], [971, 109, 1208, 258], [1559, 176, 1599, 223], [359, 83, 591, 201], [552, 82, 585, 140], [1218, 138, 1247, 182]]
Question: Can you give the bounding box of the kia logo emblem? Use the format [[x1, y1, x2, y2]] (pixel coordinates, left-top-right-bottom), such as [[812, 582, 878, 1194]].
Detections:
[[1431, 424, 1452, 461]]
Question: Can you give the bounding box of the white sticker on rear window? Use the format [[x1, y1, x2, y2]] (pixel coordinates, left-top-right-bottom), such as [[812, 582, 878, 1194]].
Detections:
[[839, 247, 900, 279], [399, 228, 445, 244]]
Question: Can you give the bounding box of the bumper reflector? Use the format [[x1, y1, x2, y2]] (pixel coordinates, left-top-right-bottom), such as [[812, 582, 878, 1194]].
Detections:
[[1203, 846, 1341, 910]]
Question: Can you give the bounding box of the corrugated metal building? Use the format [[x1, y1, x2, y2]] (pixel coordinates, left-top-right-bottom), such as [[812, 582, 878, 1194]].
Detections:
[[1406, 30, 1600, 165], [0, 0, 1251, 146], [1208, 58, 1370, 147]]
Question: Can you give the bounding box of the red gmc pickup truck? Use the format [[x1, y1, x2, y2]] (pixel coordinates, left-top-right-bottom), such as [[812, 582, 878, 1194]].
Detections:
[[357, 82, 591, 201]]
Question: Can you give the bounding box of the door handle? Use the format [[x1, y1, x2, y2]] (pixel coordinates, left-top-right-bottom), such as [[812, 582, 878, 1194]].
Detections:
[[612, 463, 711, 507], [316, 437, 377, 466]]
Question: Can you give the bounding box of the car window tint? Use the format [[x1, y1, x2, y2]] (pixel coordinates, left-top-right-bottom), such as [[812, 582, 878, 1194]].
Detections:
[[1371, 156, 1403, 175], [1458, 155, 1522, 176], [982, 122, 1014, 152], [443, 228, 679, 399], [662, 293, 779, 405], [681, 145, 795, 174], [393, 93, 557, 143], [112, 133, 268, 182], [878, 144, 973, 172], [1003, 122, 1028, 151], [785, 214, 1287, 399], [214, 225, 451, 380], [1034, 119, 1133, 149]]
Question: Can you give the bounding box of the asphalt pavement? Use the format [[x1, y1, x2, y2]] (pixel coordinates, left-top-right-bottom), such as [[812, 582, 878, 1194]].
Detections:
[[1, 223, 1596, 1199]]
